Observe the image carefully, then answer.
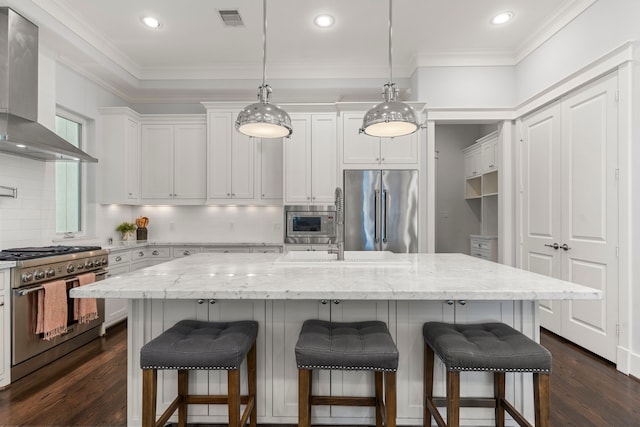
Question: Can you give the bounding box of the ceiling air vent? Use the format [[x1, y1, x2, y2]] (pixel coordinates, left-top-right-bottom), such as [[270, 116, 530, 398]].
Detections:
[[218, 9, 244, 27]]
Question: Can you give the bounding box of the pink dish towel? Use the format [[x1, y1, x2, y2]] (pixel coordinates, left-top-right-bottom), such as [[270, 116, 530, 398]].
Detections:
[[74, 272, 98, 324], [35, 280, 68, 340]]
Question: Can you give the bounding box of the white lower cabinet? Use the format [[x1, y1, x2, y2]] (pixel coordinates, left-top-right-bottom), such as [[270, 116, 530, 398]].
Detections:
[[132, 298, 534, 425], [150, 299, 267, 422], [0, 269, 9, 388], [131, 246, 171, 269], [104, 264, 130, 328]]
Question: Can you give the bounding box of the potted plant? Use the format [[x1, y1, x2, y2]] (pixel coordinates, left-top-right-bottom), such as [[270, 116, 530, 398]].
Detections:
[[115, 221, 136, 241]]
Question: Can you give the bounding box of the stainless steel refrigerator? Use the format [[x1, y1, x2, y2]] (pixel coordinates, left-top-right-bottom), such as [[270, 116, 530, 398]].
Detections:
[[343, 169, 418, 253]]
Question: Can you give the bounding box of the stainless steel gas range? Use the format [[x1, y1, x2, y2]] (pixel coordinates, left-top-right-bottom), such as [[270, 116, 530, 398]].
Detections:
[[0, 246, 108, 382]]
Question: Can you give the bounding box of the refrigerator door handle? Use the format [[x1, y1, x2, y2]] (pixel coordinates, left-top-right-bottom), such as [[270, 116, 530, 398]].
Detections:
[[382, 189, 389, 243], [374, 189, 380, 243]]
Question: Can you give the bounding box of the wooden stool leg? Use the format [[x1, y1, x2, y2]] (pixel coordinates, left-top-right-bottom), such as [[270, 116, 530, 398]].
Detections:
[[298, 369, 312, 427], [494, 372, 505, 427], [142, 369, 157, 427], [247, 342, 258, 427], [375, 371, 384, 427], [177, 370, 188, 427], [446, 371, 460, 427], [228, 369, 241, 427], [385, 371, 397, 427], [534, 373, 551, 427], [424, 342, 435, 427]]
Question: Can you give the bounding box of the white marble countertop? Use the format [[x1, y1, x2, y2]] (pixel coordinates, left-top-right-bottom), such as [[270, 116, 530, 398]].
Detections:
[[70, 252, 600, 301]]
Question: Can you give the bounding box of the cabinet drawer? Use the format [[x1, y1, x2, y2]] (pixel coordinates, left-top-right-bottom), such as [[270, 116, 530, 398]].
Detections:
[[250, 246, 282, 254], [203, 247, 251, 253], [108, 250, 131, 267], [133, 247, 171, 261], [172, 247, 202, 258], [470, 251, 490, 260], [471, 240, 493, 251]]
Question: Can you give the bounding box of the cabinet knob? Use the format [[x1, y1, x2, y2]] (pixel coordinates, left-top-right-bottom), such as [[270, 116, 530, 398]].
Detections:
[[183, 251, 191, 255], [446, 300, 454, 305], [197, 299, 205, 305], [381, 158, 385, 162], [152, 250, 159, 255], [0, 301, 4, 307], [138, 251, 144, 257], [320, 300, 328, 305], [115, 256, 122, 262], [232, 193, 235, 197], [128, 192, 133, 196], [458, 300, 467, 306], [227, 193, 231, 196], [332, 299, 341, 305], [209, 299, 217, 305]]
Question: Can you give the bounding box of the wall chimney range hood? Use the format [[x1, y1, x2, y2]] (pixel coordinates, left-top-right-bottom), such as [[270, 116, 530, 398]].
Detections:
[[0, 8, 97, 162]]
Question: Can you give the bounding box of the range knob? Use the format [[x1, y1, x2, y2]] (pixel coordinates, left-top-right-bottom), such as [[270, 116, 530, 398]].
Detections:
[[101, 258, 108, 266], [22, 272, 34, 282], [85, 260, 94, 268], [34, 271, 45, 280], [46, 268, 56, 278], [67, 264, 76, 274]]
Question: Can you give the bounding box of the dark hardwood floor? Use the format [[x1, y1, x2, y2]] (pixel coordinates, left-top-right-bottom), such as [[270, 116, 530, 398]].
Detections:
[[0, 323, 638, 426]]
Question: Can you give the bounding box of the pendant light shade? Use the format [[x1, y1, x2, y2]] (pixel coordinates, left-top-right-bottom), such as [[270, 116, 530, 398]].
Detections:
[[360, 0, 418, 138], [236, 0, 292, 138]]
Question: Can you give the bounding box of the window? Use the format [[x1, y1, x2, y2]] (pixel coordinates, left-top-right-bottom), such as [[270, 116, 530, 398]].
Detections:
[[55, 113, 84, 234]]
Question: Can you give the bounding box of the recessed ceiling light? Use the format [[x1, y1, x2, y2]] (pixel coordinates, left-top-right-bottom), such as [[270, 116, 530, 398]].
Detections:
[[142, 16, 161, 29], [314, 14, 335, 28], [491, 11, 514, 25]]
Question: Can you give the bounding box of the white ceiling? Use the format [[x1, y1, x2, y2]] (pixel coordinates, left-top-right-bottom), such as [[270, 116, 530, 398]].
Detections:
[[26, 0, 596, 103]]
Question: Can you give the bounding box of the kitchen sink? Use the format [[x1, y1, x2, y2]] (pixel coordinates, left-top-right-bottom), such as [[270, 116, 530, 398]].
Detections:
[[273, 251, 411, 266]]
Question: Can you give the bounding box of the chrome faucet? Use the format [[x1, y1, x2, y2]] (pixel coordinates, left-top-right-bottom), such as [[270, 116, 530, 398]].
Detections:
[[328, 187, 345, 261]]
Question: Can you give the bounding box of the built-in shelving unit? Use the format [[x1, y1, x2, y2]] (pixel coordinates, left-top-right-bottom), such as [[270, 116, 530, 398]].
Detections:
[[462, 131, 499, 240]]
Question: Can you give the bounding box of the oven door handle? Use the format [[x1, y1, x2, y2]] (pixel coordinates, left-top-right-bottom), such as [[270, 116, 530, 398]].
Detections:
[[15, 270, 108, 296]]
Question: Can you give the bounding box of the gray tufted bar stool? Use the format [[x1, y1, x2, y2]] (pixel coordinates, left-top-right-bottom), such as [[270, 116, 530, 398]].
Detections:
[[295, 319, 399, 427], [140, 319, 258, 427], [423, 322, 552, 427]]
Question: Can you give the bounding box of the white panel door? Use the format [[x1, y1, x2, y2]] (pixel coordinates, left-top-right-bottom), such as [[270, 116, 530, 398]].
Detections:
[[380, 131, 419, 165], [342, 113, 380, 164], [520, 72, 619, 362], [125, 118, 140, 200], [559, 72, 618, 361], [521, 102, 563, 334], [231, 127, 255, 200]]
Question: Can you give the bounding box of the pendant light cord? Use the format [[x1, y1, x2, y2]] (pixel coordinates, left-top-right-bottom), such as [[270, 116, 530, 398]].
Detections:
[[262, 0, 267, 87], [388, 0, 393, 85]]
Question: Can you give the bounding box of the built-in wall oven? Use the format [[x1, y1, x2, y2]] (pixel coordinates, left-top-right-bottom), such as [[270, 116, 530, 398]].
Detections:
[[0, 246, 108, 382], [284, 205, 337, 244]]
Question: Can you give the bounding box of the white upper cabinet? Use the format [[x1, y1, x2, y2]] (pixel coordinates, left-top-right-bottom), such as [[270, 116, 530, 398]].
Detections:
[[259, 137, 283, 201], [207, 111, 255, 202], [284, 113, 337, 204], [342, 112, 419, 167], [140, 118, 206, 203], [479, 131, 498, 173], [98, 107, 140, 204], [463, 145, 482, 179]]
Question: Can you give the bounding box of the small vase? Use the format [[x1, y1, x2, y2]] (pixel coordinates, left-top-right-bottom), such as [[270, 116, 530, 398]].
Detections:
[[122, 231, 134, 241]]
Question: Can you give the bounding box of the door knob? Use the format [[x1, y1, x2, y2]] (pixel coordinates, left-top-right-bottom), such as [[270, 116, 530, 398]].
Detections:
[[544, 243, 559, 250], [561, 243, 571, 251]]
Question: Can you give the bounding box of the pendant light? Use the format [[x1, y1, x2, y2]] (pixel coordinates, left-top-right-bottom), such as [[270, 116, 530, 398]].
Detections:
[[236, 0, 292, 138], [360, 0, 418, 138]]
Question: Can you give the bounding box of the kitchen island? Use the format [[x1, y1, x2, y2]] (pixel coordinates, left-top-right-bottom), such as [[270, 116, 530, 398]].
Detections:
[[71, 252, 599, 427]]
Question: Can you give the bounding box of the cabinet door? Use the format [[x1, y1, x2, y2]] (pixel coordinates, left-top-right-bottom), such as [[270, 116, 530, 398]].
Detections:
[[464, 147, 481, 178], [394, 301, 453, 419], [141, 124, 175, 199], [481, 138, 498, 173], [104, 265, 130, 327], [342, 113, 380, 164], [207, 300, 267, 417], [208, 112, 233, 199], [0, 270, 7, 387], [260, 137, 283, 200], [125, 118, 140, 200], [380, 131, 419, 165], [271, 300, 330, 418], [310, 114, 337, 203], [231, 128, 255, 199], [173, 124, 206, 199], [284, 115, 312, 203]]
